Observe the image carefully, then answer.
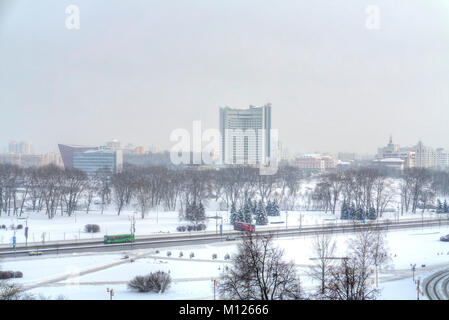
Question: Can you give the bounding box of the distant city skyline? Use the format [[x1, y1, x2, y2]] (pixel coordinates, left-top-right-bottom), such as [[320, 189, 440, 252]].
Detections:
[[1, 1, 449, 154]]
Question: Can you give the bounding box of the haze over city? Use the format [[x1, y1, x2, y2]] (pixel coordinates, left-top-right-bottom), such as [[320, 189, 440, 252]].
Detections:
[[1, 0, 449, 154], [3, 0, 449, 306]]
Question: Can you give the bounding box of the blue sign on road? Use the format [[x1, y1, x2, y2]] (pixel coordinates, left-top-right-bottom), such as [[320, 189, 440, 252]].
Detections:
[[12, 236, 16, 248]]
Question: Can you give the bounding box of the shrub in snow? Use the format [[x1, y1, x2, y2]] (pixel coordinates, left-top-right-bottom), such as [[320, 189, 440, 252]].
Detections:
[[179, 252, 183, 258], [155, 250, 160, 254], [127, 271, 172, 293], [13, 271, 23, 278], [224, 253, 230, 260], [16, 225, 23, 230], [166, 251, 172, 257], [0, 225, 5, 229], [212, 253, 217, 260], [84, 224, 100, 233], [176, 224, 207, 232], [0, 271, 15, 280], [190, 252, 195, 259], [176, 226, 186, 232]]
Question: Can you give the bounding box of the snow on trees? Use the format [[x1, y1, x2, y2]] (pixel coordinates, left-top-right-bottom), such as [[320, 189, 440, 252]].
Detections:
[[218, 233, 304, 300], [255, 200, 268, 225]]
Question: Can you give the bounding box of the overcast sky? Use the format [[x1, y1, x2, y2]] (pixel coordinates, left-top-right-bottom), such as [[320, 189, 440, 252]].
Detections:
[[1, 0, 448, 155]]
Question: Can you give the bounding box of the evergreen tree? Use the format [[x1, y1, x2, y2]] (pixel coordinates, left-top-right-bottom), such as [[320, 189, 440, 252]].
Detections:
[[255, 200, 268, 225], [437, 199, 443, 213], [367, 207, 376, 220], [185, 201, 206, 225], [271, 199, 280, 216], [252, 200, 257, 216], [444, 200, 448, 213], [355, 207, 364, 221], [340, 200, 348, 220], [230, 202, 238, 224], [349, 202, 356, 220], [198, 201, 206, 223], [237, 208, 244, 223], [266, 200, 273, 216], [243, 200, 252, 224]]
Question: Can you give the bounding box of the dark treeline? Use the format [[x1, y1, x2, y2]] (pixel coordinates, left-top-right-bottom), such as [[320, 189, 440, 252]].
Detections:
[[0, 162, 448, 220]]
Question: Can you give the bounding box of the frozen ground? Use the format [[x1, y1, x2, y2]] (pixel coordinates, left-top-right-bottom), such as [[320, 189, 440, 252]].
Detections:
[[1, 225, 448, 300]]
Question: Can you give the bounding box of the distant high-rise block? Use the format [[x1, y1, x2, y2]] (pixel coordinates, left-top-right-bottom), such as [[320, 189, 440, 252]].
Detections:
[[8, 141, 31, 155], [219, 104, 271, 165]]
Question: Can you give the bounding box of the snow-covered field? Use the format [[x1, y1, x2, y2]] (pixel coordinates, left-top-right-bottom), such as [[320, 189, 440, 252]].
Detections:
[[1, 225, 449, 300]]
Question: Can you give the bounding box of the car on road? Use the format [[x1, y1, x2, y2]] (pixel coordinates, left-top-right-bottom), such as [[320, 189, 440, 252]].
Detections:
[[440, 234, 449, 242], [28, 251, 42, 256], [225, 235, 237, 241]]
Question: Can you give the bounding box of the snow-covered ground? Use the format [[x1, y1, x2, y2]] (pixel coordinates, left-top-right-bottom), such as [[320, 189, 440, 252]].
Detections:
[[1, 225, 449, 300]]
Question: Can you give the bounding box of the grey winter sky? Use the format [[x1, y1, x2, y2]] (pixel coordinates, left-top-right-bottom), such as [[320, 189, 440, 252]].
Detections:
[[1, 0, 448, 155]]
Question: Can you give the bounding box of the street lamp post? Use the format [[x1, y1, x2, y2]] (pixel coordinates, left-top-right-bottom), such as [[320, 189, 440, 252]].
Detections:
[[410, 264, 416, 282], [106, 287, 114, 300]]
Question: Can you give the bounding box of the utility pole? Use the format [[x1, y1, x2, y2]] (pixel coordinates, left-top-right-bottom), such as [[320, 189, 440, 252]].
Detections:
[[411, 264, 416, 282], [211, 278, 216, 300], [24, 217, 28, 247], [106, 287, 114, 300], [416, 278, 423, 300], [129, 213, 136, 250], [13, 226, 16, 258]]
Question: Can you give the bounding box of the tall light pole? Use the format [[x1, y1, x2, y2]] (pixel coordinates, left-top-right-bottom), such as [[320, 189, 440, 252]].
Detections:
[[106, 287, 114, 300], [410, 264, 416, 282]]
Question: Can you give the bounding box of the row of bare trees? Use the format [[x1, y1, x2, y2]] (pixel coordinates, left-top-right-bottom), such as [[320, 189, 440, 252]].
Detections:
[[0, 164, 99, 219], [308, 225, 389, 300], [109, 165, 304, 218], [312, 167, 446, 217], [0, 164, 302, 219], [0, 162, 447, 219], [312, 168, 395, 217]]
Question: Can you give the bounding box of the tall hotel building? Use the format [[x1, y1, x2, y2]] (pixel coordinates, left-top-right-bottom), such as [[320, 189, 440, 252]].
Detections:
[[219, 104, 272, 165]]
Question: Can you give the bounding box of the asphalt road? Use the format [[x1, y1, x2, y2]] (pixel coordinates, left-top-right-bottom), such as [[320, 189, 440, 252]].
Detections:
[[1, 217, 448, 258], [423, 268, 449, 300]]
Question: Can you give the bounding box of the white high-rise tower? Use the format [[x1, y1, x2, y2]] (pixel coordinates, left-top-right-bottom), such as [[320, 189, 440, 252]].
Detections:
[[219, 103, 272, 165]]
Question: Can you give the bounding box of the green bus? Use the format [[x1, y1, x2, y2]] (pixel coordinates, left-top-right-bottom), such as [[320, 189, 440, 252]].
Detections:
[[104, 234, 135, 244]]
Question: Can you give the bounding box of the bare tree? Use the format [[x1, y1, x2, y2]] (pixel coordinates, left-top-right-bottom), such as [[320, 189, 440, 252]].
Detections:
[[278, 166, 302, 210], [111, 171, 135, 215], [218, 233, 304, 300], [373, 175, 394, 218], [0, 282, 24, 300], [308, 233, 337, 297], [324, 257, 378, 300], [403, 168, 432, 213]]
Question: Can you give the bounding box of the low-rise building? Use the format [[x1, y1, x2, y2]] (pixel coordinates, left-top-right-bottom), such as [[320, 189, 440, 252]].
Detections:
[[73, 149, 123, 175]]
